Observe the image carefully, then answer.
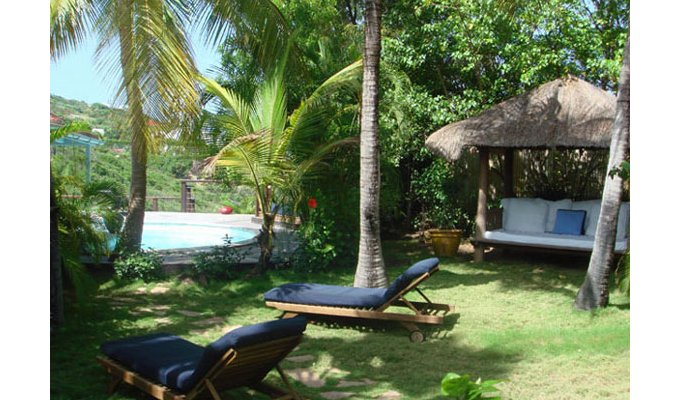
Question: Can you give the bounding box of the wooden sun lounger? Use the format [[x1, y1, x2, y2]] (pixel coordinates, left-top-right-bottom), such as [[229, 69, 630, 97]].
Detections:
[[266, 264, 454, 342], [97, 321, 305, 400]]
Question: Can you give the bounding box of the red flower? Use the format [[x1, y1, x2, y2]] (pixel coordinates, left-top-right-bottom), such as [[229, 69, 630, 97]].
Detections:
[[307, 198, 318, 209]]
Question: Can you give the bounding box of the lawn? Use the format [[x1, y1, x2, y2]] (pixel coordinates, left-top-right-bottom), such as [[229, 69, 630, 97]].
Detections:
[[51, 240, 630, 399]]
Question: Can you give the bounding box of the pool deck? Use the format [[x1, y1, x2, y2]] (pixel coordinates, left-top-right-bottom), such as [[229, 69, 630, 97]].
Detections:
[[144, 212, 298, 266]]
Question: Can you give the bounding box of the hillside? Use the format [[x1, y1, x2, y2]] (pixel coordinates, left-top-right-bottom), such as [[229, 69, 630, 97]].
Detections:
[[50, 95, 255, 214]]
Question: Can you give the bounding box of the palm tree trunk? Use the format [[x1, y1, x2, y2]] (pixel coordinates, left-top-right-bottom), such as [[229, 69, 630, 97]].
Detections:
[[255, 212, 276, 274], [574, 34, 630, 310], [354, 0, 388, 288], [117, 13, 148, 253], [50, 171, 64, 328]]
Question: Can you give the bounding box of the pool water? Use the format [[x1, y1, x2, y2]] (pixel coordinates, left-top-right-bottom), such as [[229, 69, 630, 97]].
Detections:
[[141, 222, 258, 250]]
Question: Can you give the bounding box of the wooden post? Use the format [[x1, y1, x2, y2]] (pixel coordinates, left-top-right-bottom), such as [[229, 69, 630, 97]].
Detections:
[[180, 180, 187, 212], [151, 197, 158, 211], [474, 148, 490, 262], [503, 148, 514, 198]]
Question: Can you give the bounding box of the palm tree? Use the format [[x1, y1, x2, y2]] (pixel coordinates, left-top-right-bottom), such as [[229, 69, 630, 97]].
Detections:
[[202, 57, 362, 272], [354, 0, 388, 288], [574, 34, 630, 310], [50, 0, 293, 252]]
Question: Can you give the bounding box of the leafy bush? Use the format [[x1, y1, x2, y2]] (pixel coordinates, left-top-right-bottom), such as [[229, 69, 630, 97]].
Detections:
[[441, 372, 502, 400], [113, 250, 164, 282], [190, 236, 245, 281], [290, 207, 338, 272]]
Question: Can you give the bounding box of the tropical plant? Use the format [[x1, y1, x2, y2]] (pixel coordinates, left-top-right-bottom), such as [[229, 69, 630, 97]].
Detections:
[[441, 372, 502, 400], [51, 120, 126, 327], [190, 235, 245, 282], [575, 34, 630, 310], [202, 55, 362, 273], [113, 249, 164, 282], [50, 0, 295, 253], [354, 0, 389, 288]]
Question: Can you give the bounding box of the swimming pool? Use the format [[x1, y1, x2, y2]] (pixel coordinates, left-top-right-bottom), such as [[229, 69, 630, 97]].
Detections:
[[141, 222, 259, 250]]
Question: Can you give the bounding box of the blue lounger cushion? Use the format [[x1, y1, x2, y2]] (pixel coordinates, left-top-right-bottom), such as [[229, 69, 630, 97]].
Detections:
[[100, 316, 307, 393], [264, 258, 440, 308]]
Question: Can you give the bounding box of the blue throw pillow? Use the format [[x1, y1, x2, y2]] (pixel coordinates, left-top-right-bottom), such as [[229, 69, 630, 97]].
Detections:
[[552, 209, 586, 235]]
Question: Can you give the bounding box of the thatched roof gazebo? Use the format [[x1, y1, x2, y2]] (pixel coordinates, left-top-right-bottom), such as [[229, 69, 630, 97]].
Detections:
[[425, 76, 616, 260]]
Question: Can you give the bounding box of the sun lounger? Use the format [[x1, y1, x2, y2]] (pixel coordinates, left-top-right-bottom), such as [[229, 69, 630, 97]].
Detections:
[[264, 258, 454, 342], [97, 317, 307, 400]]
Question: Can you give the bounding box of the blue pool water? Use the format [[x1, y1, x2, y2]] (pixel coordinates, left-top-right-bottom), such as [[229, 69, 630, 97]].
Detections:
[[141, 222, 258, 250]]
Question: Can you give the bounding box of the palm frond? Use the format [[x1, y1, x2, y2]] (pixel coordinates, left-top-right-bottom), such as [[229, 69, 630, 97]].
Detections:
[[50, 120, 92, 143], [199, 76, 254, 137], [50, 0, 98, 60]]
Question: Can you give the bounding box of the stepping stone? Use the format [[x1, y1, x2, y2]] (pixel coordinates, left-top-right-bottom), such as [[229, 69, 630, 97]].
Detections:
[[154, 317, 172, 325], [328, 367, 350, 376], [149, 305, 171, 311], [286, 355, 315, 363], [150, 286, 170, 294], [532, 267, 544, 273], [111, 297, 137, 303], [337, 379, 376, 388], [134, 287, 147, 293], [320, 392, 354, 399], [286, 368, 326, 388], [220, 325, 242, 334], [189, 329, 209, 336], [375, 390, 401, 399], [191, 317, 224, 326], [177, 310, 202, 317]]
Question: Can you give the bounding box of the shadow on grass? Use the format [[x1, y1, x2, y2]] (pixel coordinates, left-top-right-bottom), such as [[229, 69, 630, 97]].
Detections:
[[287, 326, 522, 399]]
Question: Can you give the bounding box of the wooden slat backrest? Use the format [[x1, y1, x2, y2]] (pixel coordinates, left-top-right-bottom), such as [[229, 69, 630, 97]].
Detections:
[[194, 335, 302, 394]]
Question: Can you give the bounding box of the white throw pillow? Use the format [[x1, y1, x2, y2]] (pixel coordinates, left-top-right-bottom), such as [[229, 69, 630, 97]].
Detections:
[[501, 198, 549, 234], [572, 200, 601, 236], [542, 198, 573, 232], [617, 202, 630, 240]]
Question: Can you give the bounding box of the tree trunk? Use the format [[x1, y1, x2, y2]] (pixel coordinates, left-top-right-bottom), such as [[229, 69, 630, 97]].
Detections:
[[117, 17, 148, 253], [574, 34, 630, 310], [255, 212, 276, 275], [50, 171, 64, 328], [354, 0, 388, 288]]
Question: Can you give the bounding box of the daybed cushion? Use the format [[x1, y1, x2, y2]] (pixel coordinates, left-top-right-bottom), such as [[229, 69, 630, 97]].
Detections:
[[483, 230, 629, 252], [552, 209, 586, 235], [544, 199, 573, 232], [501, 198, 549, 233], [100, 317, 307, 393], [264, 283, 388, 309]]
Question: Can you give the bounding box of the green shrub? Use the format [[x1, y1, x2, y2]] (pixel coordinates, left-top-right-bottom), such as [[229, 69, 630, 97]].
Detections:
[[441, 372, 502, 400], [113, 250, 164, 282], [190, 236, 245, 281]]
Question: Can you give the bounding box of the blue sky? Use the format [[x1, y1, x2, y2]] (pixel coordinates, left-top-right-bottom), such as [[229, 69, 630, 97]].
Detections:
[[50, 32, 222, 106]]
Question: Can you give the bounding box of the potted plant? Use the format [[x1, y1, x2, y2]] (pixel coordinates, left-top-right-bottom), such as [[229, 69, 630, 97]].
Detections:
[[427, 207, 463, 257]]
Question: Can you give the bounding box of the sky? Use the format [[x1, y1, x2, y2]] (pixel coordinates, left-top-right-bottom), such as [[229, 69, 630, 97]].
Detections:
[[50, 32, 222, 106]]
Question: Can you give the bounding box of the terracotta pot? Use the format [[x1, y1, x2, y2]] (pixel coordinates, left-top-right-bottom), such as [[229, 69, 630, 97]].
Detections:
[[428, 229, 462, 257], [219, 206, 233, 215]]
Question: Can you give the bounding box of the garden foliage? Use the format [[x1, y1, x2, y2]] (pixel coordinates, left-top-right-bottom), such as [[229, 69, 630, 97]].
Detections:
[[113, 250, 164, 282]]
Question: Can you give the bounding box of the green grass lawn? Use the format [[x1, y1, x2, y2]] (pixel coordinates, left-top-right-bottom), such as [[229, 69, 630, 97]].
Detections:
[[51, 240, 630, 399]]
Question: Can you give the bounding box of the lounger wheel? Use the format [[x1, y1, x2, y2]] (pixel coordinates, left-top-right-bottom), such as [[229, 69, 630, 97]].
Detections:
[[409, 330, 425, 343]]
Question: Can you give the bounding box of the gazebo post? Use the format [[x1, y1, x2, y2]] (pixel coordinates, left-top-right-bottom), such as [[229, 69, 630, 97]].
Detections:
[[474, 148, 490, 262], [503, 148, 514, 198]]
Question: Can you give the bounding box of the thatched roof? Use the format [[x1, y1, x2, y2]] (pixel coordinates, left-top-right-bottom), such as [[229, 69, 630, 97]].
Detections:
[[425, 76, 616, 162]]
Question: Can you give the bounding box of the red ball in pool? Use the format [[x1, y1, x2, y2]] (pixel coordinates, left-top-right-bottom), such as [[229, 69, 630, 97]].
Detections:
[[219, 206, 233, 214]]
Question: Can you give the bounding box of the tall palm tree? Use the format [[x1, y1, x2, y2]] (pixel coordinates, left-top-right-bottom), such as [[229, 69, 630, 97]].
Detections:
[[50, 0, 293, 252], [202, 58, 362, 272], [574, 34, 630, 310], [354, 0, 388, 288]]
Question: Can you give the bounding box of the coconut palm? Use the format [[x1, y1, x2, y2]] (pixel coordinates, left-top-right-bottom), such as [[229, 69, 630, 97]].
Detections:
[[202, 57, 362, 272], [50, 0, 293, 252], [354, 0, 388, 288], [575, 34, 630, 310]]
